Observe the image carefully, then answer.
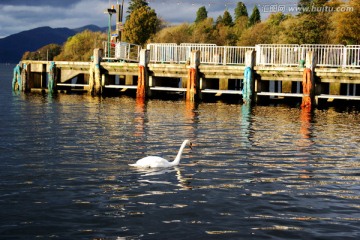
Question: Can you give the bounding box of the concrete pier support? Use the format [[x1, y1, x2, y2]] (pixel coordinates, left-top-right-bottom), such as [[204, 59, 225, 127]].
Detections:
[[137, 49, 149, 98], [89, 48, 102, 95], [186, 50, 200, 101], [22, 63, 31, 92]]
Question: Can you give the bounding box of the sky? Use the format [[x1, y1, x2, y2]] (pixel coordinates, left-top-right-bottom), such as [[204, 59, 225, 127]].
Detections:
[[0, 0, 299, 38]]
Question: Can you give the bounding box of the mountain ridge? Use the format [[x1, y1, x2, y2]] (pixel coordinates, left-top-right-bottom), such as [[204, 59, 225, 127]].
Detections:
[[0, 25, 106, 63]]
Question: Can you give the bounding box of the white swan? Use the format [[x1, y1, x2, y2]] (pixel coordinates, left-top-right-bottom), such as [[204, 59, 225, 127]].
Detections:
[[129, 140, 192, 168]]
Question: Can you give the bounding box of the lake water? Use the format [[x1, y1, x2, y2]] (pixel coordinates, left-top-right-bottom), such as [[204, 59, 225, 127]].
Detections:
[[0, 64, 359, 239]]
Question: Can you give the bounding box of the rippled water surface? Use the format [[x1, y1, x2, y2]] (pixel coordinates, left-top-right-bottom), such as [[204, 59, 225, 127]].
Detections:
[[0, 64, 359, 239]]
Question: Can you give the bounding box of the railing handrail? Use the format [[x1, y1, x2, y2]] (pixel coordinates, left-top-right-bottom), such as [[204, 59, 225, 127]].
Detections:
[[102, 42, 360, 68]]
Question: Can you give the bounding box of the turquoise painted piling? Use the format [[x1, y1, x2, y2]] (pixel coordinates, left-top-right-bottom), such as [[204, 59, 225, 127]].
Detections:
[[48, 61, 56, 94], [243, 50, 256, 103], [12, 64, 22, 91], [243, 67, 253, 103]]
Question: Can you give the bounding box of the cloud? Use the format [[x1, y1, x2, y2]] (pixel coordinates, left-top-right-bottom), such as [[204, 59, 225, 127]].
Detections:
[[0, 0, 77, 7]]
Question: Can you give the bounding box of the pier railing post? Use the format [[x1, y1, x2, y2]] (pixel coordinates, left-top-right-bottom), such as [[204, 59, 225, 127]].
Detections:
[[186, 50, 200, 101], [137, 49, 149, 98], [243, 50, 256, 104]]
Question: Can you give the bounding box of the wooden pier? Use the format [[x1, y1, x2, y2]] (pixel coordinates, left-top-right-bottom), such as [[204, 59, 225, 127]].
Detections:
[[14, 43, 360, 105]]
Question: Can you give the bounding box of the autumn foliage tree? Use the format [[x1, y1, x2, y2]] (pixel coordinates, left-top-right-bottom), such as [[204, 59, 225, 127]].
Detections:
[[330, 0, 360, 44], [54, 30, 106, 61]]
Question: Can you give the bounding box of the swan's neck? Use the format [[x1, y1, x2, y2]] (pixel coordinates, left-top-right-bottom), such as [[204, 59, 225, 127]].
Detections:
[[171, 141, 188, 166]]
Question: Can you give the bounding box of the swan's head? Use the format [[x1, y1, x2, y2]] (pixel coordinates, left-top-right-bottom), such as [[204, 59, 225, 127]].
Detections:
[[185, 139, 192, 150]]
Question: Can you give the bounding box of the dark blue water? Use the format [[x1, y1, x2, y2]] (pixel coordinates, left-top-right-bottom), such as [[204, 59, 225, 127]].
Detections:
[[0, 64, 359, 239]]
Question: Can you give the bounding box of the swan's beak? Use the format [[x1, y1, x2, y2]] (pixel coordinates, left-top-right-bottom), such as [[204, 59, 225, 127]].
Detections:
[[189, 142, 193, 150]]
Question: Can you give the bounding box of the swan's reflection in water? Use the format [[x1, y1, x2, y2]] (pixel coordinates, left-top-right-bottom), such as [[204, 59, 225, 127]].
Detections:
[[133, 166, 193, 190]]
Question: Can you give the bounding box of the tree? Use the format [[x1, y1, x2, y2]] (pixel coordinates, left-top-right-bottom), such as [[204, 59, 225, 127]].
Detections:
[[214, 24, 237, 45], [248, 5, 261, 27], [330, 0, 360, 44], [195, 6, 208, 23], [151, 23, 192, 44], [126, 0, 148, 20], [234, 2, 248, 20], [222, 10, 233, 26], [267, 12, 287, 26], [238, 22, 274, 45], [54, 30, 106, 61], [233, 16, 248, 42], [123, 6, 160, 45], [215, 15, 223, 26], [298, 0, 312, 9], [191, 18, 216, 43], [298, 0, 329, 14], [277, 14, 329, 44]]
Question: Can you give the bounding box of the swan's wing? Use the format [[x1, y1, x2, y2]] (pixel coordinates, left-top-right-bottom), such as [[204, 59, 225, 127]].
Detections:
[[129, 156, 170, 168]]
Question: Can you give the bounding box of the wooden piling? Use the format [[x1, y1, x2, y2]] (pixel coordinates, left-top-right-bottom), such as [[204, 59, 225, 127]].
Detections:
[[186, 50, 200, 101]]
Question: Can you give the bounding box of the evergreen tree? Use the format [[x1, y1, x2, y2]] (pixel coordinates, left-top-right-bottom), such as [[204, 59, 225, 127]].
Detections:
[[195, 6, 208, 23], [234, 2, 248, 20], [248, 5, 261, 27], [215, 15, 223, 26], [126, 0, 148, 20], [222, 10, 233, 26]]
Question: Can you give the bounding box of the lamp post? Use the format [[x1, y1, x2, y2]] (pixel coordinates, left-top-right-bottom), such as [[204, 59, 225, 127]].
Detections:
[[105, 6, 116, 59]]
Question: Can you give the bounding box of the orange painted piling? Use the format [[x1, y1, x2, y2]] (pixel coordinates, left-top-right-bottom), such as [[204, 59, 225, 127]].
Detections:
[[186, 50, 200, 101], [301, 68, 312, 108], [137, 65, 145, 98], [186, 68, 197, 101]]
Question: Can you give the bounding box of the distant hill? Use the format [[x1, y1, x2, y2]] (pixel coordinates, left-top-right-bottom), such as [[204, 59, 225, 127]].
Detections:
[[72, 24, 106, 33], [0, 25, 106, 63]]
